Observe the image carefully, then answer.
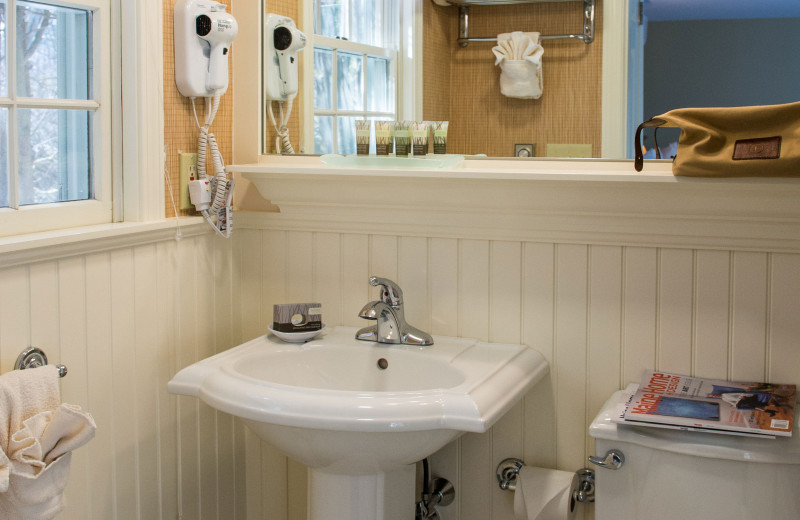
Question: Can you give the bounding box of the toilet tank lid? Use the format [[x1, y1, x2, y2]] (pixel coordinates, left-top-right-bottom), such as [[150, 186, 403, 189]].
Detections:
[[590, 389, 800, 465]]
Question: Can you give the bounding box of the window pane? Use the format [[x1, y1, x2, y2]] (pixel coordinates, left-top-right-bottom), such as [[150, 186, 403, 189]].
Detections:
[[314, 47, 333, 110], [337, 51, 362, 111], [0, 1, 7, 97], [366, 56, 393, 112], [16, 1, 90, 99], [315, 0, 395, 48], [314, 0, 341, 40], [17, 108, 91, 205], [314, 115, 334, 154], [0, 107, 7, 207], [337, 116, 357, 155]]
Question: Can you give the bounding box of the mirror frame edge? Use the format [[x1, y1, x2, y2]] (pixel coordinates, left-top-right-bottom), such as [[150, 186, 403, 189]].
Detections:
[[232, 0, 265, 163], [601, 0, 630, 160]]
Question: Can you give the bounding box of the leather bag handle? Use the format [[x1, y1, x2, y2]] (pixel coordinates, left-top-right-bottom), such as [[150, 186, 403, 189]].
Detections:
[[634, 118, 668, 171]]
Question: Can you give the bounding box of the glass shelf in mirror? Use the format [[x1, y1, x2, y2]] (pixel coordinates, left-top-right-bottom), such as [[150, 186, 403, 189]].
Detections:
[[319, 154, 469, 169]]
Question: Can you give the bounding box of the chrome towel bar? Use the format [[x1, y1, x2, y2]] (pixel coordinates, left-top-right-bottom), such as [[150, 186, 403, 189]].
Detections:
[[15, 347, 67, 378], [456, 0, 595, 47]]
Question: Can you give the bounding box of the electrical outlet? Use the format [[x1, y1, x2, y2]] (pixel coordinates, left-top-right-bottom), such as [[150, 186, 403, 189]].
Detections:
[[179, 152, 198, 210], [514, 143, 535, 157]]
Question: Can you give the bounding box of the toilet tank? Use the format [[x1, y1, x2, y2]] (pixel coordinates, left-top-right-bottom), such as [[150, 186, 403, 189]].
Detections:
[[589, 390, 800, 520]]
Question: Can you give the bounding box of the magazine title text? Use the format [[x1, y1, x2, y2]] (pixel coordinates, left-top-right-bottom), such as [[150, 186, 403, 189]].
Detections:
[[631, 372, 680, 414]]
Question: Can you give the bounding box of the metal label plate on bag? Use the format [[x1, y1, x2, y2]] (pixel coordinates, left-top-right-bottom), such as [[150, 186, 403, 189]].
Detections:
[[733, 136, 781, 160]]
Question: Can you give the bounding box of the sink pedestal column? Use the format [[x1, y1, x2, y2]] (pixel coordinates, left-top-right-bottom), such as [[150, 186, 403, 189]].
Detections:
[[308, 465, 416, 520]]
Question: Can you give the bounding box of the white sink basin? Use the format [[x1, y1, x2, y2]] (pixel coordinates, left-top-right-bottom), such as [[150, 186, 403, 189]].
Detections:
[[169, 326, 547, 473], [169, 326, 548, 518]]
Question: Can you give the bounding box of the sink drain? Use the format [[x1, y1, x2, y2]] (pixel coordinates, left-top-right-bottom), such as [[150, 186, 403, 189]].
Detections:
[[377, 358, 388, 370]]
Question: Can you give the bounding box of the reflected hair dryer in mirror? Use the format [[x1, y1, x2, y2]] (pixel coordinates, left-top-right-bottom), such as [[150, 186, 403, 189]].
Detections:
[[264, 14, 306, 154], [264, 14, 306, 101]]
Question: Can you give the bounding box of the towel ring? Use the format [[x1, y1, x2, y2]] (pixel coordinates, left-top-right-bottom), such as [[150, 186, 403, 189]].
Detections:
[[15, 347, 67, 378]]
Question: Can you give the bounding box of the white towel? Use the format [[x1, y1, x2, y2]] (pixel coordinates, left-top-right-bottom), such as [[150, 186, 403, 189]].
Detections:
[[0, 366, 61, 455], [0, 366, 96, 520], [0, 454, 72, 520], [492, 31, 544, 99]]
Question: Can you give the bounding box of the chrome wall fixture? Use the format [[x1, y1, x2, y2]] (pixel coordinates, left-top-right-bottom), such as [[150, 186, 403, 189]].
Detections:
[[454, 0, 595, 47], [15, 347, 68, 378], [588, 449, 625, 470], [496, 457, 595, 503], [417, 458, 455, 520]]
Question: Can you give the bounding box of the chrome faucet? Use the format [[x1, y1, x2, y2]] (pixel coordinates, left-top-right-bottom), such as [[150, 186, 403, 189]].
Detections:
[[356, 276, 434, 346]]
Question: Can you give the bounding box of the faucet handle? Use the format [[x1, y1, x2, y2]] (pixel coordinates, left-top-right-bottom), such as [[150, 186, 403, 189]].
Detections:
[[369, 276, 403, 307]]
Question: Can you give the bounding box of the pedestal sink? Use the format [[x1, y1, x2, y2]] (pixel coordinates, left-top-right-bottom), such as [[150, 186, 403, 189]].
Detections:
[[168, 326, 548, 520]]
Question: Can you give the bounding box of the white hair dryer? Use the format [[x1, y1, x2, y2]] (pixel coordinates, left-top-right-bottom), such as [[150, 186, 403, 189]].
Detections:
[[174, 0, 238, 98], [195, 10, 238, 92], [264, 14, 306, 101]]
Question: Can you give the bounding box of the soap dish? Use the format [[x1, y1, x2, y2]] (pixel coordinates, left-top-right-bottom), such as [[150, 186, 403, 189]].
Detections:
[[267, 324, 326, 343]]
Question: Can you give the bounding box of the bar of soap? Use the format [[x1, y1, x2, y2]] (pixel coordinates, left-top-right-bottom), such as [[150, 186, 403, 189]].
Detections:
[[273, 303, 322, 333]]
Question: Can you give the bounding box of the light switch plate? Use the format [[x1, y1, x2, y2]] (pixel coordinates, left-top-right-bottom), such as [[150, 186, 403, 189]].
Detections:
[[545, 144, 593, 158]]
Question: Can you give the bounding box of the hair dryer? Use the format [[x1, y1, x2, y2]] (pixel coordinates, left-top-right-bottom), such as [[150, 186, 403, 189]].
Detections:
[[195, 9, 238, 92], [174, 0, 237, 97], [264, 14, 306, 100]]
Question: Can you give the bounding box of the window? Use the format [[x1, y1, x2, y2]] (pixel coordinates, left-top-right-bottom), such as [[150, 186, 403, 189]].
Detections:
[[0, 0, 112, 236], [305, 0, 418, 154]]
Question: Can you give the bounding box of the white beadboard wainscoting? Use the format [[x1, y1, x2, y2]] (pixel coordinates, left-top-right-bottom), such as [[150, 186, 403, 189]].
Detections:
[[230, 159, 800, 520], [0, 220, 247, 520], [1, 162, 799, 520], [235, 223, 800, 520]]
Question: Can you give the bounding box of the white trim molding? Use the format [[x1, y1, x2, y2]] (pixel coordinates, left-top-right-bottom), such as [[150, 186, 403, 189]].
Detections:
[[120, 0, 166, 222], [230, 157, 800, 253], [601, 0, 629, 159], [0, 218, 208, 269]]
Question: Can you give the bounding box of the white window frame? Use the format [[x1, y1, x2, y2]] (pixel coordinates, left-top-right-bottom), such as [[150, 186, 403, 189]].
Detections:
[[300, 0, 421, 155], [311, 35, 397, 153], [0, 0, 164, 238]]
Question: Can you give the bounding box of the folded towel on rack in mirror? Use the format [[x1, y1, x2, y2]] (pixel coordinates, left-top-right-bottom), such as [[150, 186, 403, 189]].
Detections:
[[492, 32, 544, 99], [0, 365, 96, 520]]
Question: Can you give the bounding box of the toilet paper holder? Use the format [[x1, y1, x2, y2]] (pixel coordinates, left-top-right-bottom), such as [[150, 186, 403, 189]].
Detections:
[[496, 458, 595, 503]]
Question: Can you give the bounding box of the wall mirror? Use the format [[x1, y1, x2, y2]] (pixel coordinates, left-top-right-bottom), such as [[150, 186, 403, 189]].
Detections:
[[259, 0, 800, 160]]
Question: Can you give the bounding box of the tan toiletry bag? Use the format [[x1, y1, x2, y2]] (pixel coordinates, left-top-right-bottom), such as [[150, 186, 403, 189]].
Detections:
[[634, 101, 800, 177]]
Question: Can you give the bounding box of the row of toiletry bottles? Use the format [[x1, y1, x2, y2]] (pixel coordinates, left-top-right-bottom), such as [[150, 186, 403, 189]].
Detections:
[[356, 120, 448, 156]]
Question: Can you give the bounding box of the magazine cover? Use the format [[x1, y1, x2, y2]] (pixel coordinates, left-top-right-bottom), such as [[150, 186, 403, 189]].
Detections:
[[618, 371, 796, 437]]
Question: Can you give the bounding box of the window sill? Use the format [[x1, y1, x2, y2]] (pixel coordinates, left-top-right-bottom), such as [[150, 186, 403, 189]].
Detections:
[[0, 217, 207, 268], [229, 156, 800, 252]]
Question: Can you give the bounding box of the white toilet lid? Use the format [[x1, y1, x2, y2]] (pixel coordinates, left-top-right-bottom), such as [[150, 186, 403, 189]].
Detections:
[[590, 390, 800, 465]]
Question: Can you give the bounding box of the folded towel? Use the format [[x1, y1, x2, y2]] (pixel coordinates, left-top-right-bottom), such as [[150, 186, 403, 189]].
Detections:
[[492, 31, 544, 99], [0, 366, 96, 520], [9, 404, 96, 473], [494, 31, 542, 62], [0, 453, 72, 520]]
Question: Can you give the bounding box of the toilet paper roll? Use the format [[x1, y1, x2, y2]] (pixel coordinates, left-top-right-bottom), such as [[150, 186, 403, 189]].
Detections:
[[514, 466, 578, 520]]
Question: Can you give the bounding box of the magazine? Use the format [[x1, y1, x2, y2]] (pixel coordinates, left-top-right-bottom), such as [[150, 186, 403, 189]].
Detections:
[[614, 371, 796, 438]]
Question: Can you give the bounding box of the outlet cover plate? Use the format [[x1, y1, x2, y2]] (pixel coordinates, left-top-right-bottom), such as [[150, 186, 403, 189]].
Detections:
[[179, 152, 198, 210], [514, 144, 535, 157]]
